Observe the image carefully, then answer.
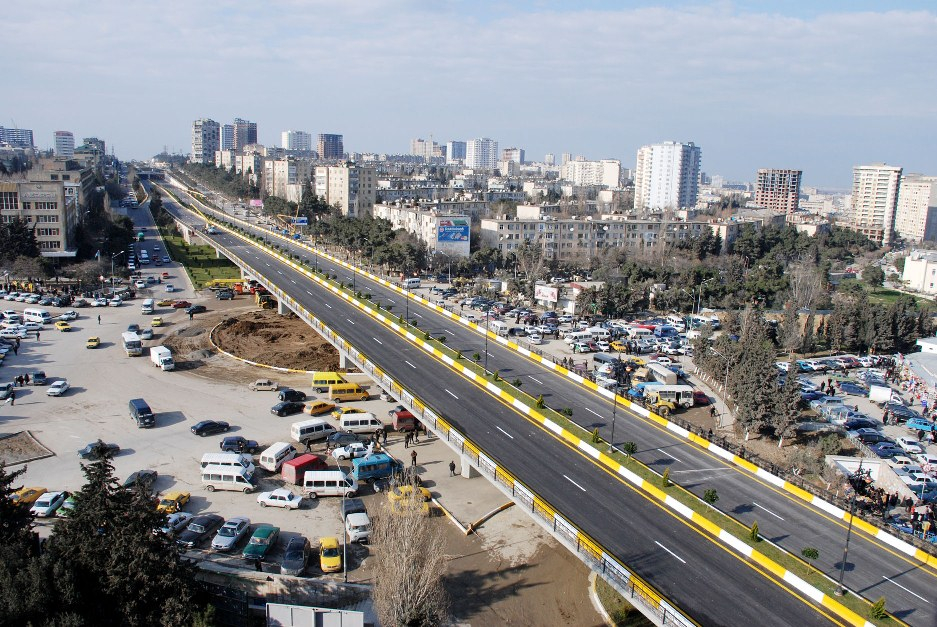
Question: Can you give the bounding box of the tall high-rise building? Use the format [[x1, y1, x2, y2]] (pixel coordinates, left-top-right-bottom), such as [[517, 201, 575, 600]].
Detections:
[[446, 141, 466, 165], [315, 164, 375, 217], [281, 130, 313, 152], [544, 153, 555, 167], [220, 124, 234, 151], [466, 138, 499, 170], [501, 147, 525, 164], [317, 134, 344, 160], [633, 141, 702, 210], [561, 153, 571, 166], [0, 127, 34, 147], [849, 163, 902, 245], [754, 168, 802, 214], [894, 174, 937, 243], [191, 119, 220, 164], [232, 118, 258, 151], [54, 131, 75, 158], [410, 138, 438, 161]]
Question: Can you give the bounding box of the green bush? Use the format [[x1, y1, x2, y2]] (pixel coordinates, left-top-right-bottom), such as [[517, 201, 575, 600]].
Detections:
[[868, 597, 887, 620], [661, 468, 671, 488], [703, 489, 719, 505], [591, 428, 601, 444], [622, 441, 637, 457], [749, 521, 760, 542]]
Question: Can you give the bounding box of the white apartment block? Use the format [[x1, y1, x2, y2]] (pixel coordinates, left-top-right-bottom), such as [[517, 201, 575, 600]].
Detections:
[[0, 180, 79, 256], [53, 131, 74, 158], [410, 138, 439, 161], [215, 150, 236, 170], [902, 250, 937, 294], [501, 147, 524, 164], [848, 163, 902, 245], [264, 158, 314, 199], [466, 138, 499, 170], [281, 130, 313, 152], [633, 141, 701, 210], [754, 169, 801, 214], [315, 164, 376, 217], [191, 119, 220, 165], [561, 159, 621, 188], [372, 203, 471, 258], [894, 175, 937, 243]]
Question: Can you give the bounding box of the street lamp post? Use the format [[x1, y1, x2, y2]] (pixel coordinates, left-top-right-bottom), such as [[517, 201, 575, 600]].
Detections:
[[609, 385, 619, 451], [110, 251, 124, 286], [437, 251, 452, 283], [484, 315, 490, 374], [697, 277, 715, 316], [836, 461, 861, 596], [340, 459, 348, 583]]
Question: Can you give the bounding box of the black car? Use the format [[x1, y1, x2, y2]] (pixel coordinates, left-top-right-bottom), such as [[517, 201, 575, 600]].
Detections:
[[856, 432, 894, 445], [185, 305, 207, 315], [271, 401, 305, 417], [176, 514, 225, 549], [191, 420, 231, 436], [280, 536, 311, 576], [127, 324, 141, 334], [78, 440, 120, 460], [325, 431, 368, 448], [220, 436, 260, 454], [216, 290, 234, 300], [278, 388, 307, 402], [341, 497, 367, 520], [122, 469, 158, 491]]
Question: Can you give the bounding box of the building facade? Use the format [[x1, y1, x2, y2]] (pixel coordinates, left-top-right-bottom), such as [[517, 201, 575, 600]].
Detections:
[[0, 180, 78, 256], [633, 141, 701, 210], [232, 118, 257, 152], [372, 203, 471, 258], [0, 127, 34, 147], [446, 141, 466, 165], [282, 130, 313, 152], [754, 168, 801, 214], [54, 131, 75, 158], [263, 158, 313, 199], [315, 164, 375, 217], [466, 138, 499, 170], [894, 175, 937, 243], [191, 119, 220, 164], [902, 250, 937, 294], [501, 147, 525, 164], [220, 124, 234, 151], [561, 159, 621, 188], [848, 163, 902, 245], [317, 134, 344, 160]]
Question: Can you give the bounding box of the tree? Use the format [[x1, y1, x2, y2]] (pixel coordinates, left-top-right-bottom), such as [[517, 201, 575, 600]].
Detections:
[[862, 264, 885, 287], [703, 489, 719, 505], [0, 219, 40, 262], [372, 492, 449, 626], [774, 360, 803, 444], [801, 547, 819, 574]]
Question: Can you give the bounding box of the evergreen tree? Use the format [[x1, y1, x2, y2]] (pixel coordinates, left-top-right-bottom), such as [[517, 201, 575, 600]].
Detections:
[[775, 360, 803, 442], [732, 309, 780, 435]]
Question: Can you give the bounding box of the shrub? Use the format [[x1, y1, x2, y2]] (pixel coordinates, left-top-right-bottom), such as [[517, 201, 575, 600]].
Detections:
[[591, 428, 601, 444], [512, 378, 522, 387], [749, 521, 760, 542], [472, 352, 481, 362], [662, 468, 671, 488], [561, 407, 573, 417], [622, 441, 637, 457], [868, 597, 886, 620], [703, 489, 719, 505], [536, 395, 545, 409]]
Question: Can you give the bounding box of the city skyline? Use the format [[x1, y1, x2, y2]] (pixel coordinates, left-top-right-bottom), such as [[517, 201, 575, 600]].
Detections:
[[6, 1, 936, 188]]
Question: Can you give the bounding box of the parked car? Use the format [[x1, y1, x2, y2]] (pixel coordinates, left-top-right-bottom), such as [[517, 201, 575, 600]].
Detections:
[[907, 417, 936, 433], [12, 487, 47, 507], [156, 491, 191, 514], [843, 418, 880, 431], [272, 401, 306, 417], [243, 525, 280, 562], [122, 469, 158, 491], [140, 328, 154, 340], [47, 380, 70, 396], [211, 516, 252, 551], [325, 431, 369, 448], [302, 400, 336, 416], [318, 536, 341, 573], [839, 382, 868, 396], [257, 489, 302, 510], [30, 491, 67, 517], [185, 305, 207, 315], [330, 442, 371, 461], [897, 436, 926, 455], [278, 388, 307, 402], [220, 436, 260, 454], [59, 310, 78, 321], [249, 379, 279, 391], [176, 514, 225, 549], [280, 536, 311, 576], [86, 336, 101, 349], [191, 420, 231, 436], [158, 512, 194, 537], [870, 442, 904, 458], [171, 300, 191, 309]]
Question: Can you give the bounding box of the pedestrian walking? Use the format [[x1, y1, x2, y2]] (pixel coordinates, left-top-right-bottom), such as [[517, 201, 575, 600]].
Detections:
[[404, 432, 410, 448], [11, 344, 16, 356], [449, 460, 456, 476], [709, 405, 717, 420], [35, 332, 39, 341], [413, 424, 420, 443], [8, 390, 14, 406], [411, 450, 417, 467], [382, 429, 388, 445], [24, 373, 30, 385], [97, 315, 101, 325]]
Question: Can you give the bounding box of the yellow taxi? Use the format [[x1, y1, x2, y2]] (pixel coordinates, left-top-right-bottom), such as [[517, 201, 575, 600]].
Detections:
[[12, 487, 48, 507], [610, 340, 628, 352], [318, 536, 342, 573], [151, 317, 164, 327], [54, 321, 72, 332], [303, 400, 336, 416], [86, 336, 100, 349], [157, 298, 174, 307], [155, 491, 190, 514], [331, 406, 365, 420]]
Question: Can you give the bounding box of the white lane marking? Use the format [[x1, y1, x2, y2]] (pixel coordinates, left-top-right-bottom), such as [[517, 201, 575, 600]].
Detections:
[[563, 475, 587, 492], [306, 291, 314, 296], [387, 299, 396, 303], [752, 502, 785, 521], [585, 407, 603, 419], [413, 312, 423, 318], [528, 375, 544, 385], [265, 263, 271, 267], [655, 541, 686, 564], [656, 448, 683, 464], [671, 467, 731, 473], [346, 318, 356, 325], [495, 426, 514, 439], [277, 270, 283, 275], [485, 351, 494, 357], [882, 576, 930, 602], [445, 329, 455, 335], [404, 360, 416, 369], [290, 279, 296, 284], [324, 303, 332, 309], [372, 337, 383, 345], [445, 389, 459, 399]]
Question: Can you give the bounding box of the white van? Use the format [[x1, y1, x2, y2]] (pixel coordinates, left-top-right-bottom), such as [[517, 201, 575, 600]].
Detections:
[[666, 315, 687, 332], [302, 470, 359, 499], [259, 442, 297, 472], [141, 298, 155, 314], [489, 320, 510, 337], [291, 418, 337, 445], [402, 277, 421, 289], [23, 308, 53, 325], [340, 413, 386, 435], [199, 453, 255, 478], [564, 330, 593, 344], [627, 327, 654, 340], [587, 327, 610, 341], [201, 464, 256, 493]]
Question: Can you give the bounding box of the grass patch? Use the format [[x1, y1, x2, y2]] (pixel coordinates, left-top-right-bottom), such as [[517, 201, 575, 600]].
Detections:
[[867, 287, 930, 306], [595, 577, 654, 626], [156, 228, 241, 288]]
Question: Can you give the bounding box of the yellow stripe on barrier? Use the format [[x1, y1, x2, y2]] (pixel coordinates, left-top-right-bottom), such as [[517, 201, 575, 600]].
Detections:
[[749, 551, 789, 579], [817, 598, 870, 627], [532, 496, 556, 519], [463, 440, 481, 458], [578, 534, 603, 561]]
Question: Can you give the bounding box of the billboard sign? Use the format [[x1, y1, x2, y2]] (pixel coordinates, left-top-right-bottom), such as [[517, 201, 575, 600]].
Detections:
[[534, 285, 558, 303], [437, 219, 470, 243], [290, 217, 308, 225], [249, 199, 264, 208]]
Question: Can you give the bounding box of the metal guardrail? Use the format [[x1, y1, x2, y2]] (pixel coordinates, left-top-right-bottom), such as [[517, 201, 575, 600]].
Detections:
[[182, 217, 699, 627]]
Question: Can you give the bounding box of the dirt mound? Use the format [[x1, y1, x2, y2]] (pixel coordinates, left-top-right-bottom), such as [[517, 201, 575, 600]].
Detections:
[[213, 311, 340, 372]]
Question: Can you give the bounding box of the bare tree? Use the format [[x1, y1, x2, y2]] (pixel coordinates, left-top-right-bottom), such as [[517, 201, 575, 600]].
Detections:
[[371, 493, 449, 626], [787, 258, 823, 311]]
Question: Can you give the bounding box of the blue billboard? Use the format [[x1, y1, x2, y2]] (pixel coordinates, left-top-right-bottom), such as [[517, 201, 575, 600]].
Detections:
[[291, 217, 309, 225], [437, 219, 470, 242]]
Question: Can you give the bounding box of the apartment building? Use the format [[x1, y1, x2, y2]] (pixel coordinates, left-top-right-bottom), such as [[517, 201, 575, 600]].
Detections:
[[263, 158, 314, 199], [233, 118, 258, 151], [846, 163, 902, 245], [220, 124, 234, 151], [0, 127, 34, 147], [315, 164, 375, 217], [317, 134, 344, 160], [446, 141, 466, 165], [54, 131, 75, 158], [282, 130, 313, 152], [902, 250, 937, 294], [501, 147, 525, 164], [191, 119, 220, 165], [372, 202, 471, 258], [754, 168, 801, 214], [466, 138, 499, 170], [561, 159, 621, 188], [894, 175, 937, 243], [0, 180, 79, 256], [633, 141, 701, 210]]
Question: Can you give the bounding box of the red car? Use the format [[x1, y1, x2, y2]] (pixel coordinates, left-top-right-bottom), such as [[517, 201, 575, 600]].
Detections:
[[161, 272, 170, 278], [693, 390, 711, 405], [172, 300, 192, 309]]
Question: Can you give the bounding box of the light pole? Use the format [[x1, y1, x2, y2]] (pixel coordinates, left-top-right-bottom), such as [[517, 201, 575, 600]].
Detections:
[[340, 459, 348, 583], [836, 461, 861, 596], [438, 251, 452, 283], [697, 277, 715, 316], [484, 315, 490, 374], [110, 251, 125, 286], [609, 385, 619, 452]]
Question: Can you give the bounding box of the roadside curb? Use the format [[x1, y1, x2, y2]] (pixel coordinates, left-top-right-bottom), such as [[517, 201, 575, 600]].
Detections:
[[207, 321, 315, 374], [0, 430, 55, 467], [432, 498, 470, 534], [466, 501, 515, 534]]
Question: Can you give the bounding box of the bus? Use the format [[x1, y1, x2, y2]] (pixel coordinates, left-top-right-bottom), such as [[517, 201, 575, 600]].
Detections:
[[121, 332, 143, 356]]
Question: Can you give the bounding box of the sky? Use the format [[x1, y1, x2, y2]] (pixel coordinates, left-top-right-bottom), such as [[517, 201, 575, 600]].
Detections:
[[6, 1, 936, 189]]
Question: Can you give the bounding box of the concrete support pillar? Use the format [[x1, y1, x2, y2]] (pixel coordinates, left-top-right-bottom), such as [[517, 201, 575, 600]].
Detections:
[[459, 457, 480, 478], [216, 248, 222, 259], [277, 299, 287, 315], [181, 226, 192, 245], [339, 353, 348, 369]]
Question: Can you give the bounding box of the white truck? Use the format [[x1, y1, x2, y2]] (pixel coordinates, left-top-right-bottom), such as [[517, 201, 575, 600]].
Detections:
[[149, 345, 175, 371]]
